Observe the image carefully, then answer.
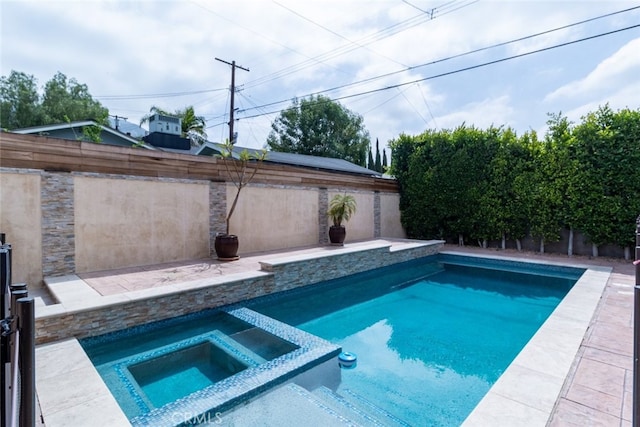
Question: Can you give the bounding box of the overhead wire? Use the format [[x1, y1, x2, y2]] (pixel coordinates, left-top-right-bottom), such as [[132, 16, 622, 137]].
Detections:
[[236, 5, 640, 114], [418, 83, 438, 129], [237, 23, 640, 121], [95, 0, 477, 109], [95, 87, 226, 100], [273, 0, 411, 68], [244, 0, 477, 89], [398, 84, 431, 126], [191, 0, 354, 82]]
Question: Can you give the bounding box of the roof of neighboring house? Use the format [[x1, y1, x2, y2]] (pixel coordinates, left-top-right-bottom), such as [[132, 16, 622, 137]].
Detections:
[[12, 120, 155, 149], [196, 141, 383, 177], [107, 117, 148, 139]]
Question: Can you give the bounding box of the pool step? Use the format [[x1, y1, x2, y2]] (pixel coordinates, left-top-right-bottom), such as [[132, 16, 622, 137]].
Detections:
[[390, 263, 445, 290], [311, 386, 387, 426], [340, 388, 412, 427], [311, 386, 411, 427], [220, 383, 356, 426], [209, 330, 268, 367], [221, 382, 410, 426]]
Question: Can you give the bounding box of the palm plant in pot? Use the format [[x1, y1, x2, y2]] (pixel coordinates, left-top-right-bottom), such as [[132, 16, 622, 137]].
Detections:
[[215, 140, 267, 260], [327, 193, 357, 245]]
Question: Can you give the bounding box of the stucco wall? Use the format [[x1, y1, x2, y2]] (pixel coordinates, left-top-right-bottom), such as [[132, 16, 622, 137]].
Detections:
[[228, 184, 319, 254], [0, 161, 404, 287], [0, 172, 42, 286], [380, 193, 406, 238], [74, 176, 210, 272], [328, 190, 375, 243]]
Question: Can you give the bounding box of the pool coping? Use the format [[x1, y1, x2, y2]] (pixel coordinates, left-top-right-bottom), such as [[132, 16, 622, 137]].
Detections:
[[449, 251, 611, 426]]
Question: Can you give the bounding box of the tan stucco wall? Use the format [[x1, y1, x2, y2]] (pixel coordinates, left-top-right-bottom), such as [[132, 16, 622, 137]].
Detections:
[[228, 185, 319, 254], [75, 177, 210, 272], [328, 190, 374, 242], [380, 193, 406, 238], [0, 172, 42, 287]]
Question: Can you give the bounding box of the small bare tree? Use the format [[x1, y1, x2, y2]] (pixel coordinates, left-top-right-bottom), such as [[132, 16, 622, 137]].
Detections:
[[217, 140, 267, 235]]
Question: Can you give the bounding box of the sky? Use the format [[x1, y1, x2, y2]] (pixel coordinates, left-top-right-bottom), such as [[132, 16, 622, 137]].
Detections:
[[1, 0, 639, 154]]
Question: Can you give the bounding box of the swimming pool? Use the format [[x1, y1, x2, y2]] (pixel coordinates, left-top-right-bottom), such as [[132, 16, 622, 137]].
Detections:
[[246, 254, 583, 425], [80, 308, 340, 425], [80, 253, 584, 425]]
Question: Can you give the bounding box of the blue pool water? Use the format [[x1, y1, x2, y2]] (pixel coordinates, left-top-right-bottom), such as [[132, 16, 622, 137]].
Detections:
[[80, 254, 584, 426], [248, 254, 583, 426], [81, 310, 300, 420]]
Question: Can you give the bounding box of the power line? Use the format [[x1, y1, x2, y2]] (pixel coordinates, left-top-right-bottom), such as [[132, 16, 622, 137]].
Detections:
[[273, 0, 411, 68], [236, 5, 640, 114], [418, 83, 438, 129], [95, 87, 226, 100], [237, 23, 640, 121], [243, 0, 477, 89]]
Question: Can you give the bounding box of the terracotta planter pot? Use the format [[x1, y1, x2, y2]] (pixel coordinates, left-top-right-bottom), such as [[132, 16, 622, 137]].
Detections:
[[214, 234, 239, 260], [328, 225, 346, 245]]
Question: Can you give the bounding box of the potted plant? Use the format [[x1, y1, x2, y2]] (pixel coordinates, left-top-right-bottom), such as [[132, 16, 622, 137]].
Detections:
[[214, 140, 267, 260], [327, 193, 357, 245]]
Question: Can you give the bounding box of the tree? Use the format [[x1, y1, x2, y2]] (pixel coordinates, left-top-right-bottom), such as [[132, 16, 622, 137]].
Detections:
[[368, 147, 375, 171], [572, 105, 640, 258], [542, 112, 581, 255], [374, 138, 382, 172], [216, 140, 267, 235], [382, 149, 388, 172], [1, 70, 108, 130], [41, 72, 108, 125], [140, 105, 207, 146], [266, 95, 370, 167], [0, 70, 42, 129]]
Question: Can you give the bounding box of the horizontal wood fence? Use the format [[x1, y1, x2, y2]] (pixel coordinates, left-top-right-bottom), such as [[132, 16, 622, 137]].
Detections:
[[0, 133, 398, 192]]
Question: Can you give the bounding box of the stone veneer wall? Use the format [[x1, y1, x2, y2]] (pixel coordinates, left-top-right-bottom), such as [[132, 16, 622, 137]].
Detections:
[[35, 241, 442, 344], [210, 181, 227, 255], [36, 274, 276, 343], [41, 172, 75, 277], [374, 191, 381, 238], [261, 242, 443, 292], [318, 188, 328, 244]]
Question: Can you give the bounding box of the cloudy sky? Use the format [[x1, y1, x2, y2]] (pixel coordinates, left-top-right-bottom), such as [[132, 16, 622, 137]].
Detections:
[[1, 0, 639, 153]]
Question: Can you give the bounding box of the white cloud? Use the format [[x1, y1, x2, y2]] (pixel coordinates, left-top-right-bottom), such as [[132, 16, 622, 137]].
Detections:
[[545, 37, 640, 102], [563, 80, 640, 124], [434, 95, 515, 131]]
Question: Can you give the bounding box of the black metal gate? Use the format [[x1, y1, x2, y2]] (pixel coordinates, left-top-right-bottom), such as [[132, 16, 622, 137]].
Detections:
[[1, 233, 35, 427]]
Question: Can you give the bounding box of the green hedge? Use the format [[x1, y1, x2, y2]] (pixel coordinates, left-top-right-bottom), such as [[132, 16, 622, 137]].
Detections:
[[389, 105, 640, 253]]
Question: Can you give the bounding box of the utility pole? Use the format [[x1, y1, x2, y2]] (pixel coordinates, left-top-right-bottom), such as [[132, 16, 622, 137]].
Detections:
[[215, 58, 249, 144], [109, 114, 127, 131]]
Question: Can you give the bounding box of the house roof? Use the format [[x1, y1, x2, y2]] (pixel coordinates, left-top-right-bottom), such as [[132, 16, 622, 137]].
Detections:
[[12, 120, 155, 149], [196, 141, 383, 177], [107, 117, 148, 139]]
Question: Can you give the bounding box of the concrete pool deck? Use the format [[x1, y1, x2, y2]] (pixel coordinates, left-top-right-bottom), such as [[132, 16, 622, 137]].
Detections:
[[33, 240, 634, 426]]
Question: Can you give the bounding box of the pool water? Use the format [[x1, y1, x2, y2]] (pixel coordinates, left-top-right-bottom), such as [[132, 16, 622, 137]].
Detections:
[[80, 310, 300, 419], [79, 254, 583, 425], [249, 255, 583, 426], [127, 341, 249, 409]]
